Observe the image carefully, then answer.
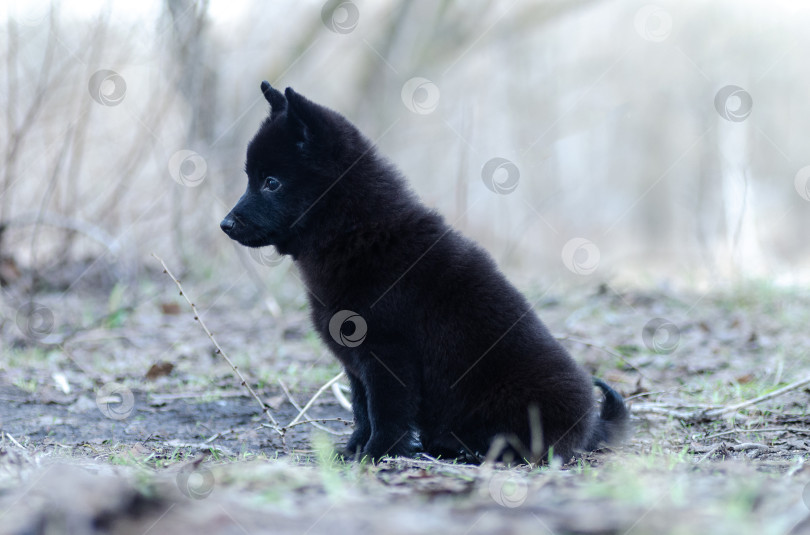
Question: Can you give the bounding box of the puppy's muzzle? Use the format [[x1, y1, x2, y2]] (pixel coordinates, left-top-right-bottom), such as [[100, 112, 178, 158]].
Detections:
[[220, 216, 236, 234]]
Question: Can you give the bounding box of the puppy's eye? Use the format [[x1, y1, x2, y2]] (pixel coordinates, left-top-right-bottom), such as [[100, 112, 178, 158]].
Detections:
[[263, 177, 281, 192]]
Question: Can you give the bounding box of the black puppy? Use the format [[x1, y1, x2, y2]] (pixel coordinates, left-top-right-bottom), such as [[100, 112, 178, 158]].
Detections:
[[221, 83, 629, 463]]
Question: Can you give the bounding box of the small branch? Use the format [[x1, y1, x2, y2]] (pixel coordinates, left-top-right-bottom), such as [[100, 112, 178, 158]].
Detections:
[[286, 372, 346, 427], [696, 375, 810, 422], [624, 390, 669, 402], [278, 379, 347, 435], [285, 418, 351, 428], [152, 253, 281, 434], [729, 443, 769, 452], [631, 401, 720, 422], [284, 419, 352, 434], [331, 381, 352, 411], [204, 429, 236, 444], [258, 419, 352, 436], [4, 432, 26, 450], [700, 427, 810, 441], [636, 376, 810, 424], [696, 442, 725, 464]]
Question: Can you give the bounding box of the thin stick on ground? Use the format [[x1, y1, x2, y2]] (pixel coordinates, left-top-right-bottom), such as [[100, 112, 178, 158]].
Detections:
[[635, 376, 810, 424], [275, 419, 352, 434], [696, 442, 725, 464], [331, 381, 352, 411], [3, 432, 26, 450], [693, 375, 810, 423], [702, 376, 810, 418], [277, 379, 351, 435], [152, 253, 282, 434], [700, 427, 810, 441], [287, 372, 346, 428]]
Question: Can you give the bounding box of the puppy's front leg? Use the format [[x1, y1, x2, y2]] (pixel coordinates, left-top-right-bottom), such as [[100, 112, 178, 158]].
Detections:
[[341, 371, 371, 458], [358, 349, 419, 461]]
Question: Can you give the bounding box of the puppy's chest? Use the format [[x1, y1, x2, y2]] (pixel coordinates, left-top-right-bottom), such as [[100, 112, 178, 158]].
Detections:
[[310, 303, 367, 373]]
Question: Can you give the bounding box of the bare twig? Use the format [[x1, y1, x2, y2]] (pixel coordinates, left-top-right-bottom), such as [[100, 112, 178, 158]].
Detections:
[[696, 442, 725, 464], [624, 390, 670, 402], [152, 253, 281, 433], [285, 418, 351, 428], [277, 379, 349, 435], [287, 372, 346, 428], [700, 427, 810, 441], [258, 419, 352, 436], [331, 381, 352, 411], [729, 443, 769, 452], [696, 375, 810, 422], [632, 401, 721, 420], [4, 432, 26, 450], [204, 429, 236, 444], [283, 419, 352, 434], [635, 376, 810, 424]]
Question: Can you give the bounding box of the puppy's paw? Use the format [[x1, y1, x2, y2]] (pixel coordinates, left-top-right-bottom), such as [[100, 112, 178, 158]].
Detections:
[[337, 445, 363, 461], [339, 429, 370, 460], [361, 433, 419, 463]]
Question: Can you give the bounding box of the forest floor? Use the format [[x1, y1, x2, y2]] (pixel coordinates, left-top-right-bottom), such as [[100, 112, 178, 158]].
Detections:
[[2, 259, 810, 534]]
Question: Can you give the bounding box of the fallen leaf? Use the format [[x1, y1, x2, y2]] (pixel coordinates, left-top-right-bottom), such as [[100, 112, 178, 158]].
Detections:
[[146, 361, 174, 380], [160, 302, 181, 315]]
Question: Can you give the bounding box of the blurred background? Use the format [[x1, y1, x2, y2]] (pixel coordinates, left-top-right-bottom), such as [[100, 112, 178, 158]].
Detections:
[[1, 0, 809, 306]]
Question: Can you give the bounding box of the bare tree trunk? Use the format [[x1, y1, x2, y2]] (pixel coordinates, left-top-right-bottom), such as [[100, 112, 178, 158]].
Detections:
[[164, 0, 213, 271]]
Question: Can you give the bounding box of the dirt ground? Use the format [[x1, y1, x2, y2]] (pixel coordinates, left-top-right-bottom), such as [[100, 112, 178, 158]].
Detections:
[[2, 261, 810, 534]]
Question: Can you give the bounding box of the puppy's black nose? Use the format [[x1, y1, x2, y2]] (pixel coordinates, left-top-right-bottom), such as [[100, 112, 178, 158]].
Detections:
[[220, 217, 235, 233]]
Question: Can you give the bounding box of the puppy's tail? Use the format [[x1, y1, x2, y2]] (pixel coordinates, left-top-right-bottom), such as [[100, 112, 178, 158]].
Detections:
[[586, 378, 630, 451]]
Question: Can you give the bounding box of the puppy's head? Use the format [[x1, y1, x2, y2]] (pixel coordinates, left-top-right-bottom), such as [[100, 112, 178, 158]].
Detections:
[[220, 83, 362, 255]]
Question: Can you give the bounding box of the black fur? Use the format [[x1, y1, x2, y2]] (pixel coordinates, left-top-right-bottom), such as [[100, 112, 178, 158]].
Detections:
[[221, 83, 630, 463]]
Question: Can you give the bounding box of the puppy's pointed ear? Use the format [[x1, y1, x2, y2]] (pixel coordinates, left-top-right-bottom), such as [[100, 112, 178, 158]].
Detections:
[[283, 87, 315, 146], [284, 87, 310, 112], [260, 81, 287, 118]]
